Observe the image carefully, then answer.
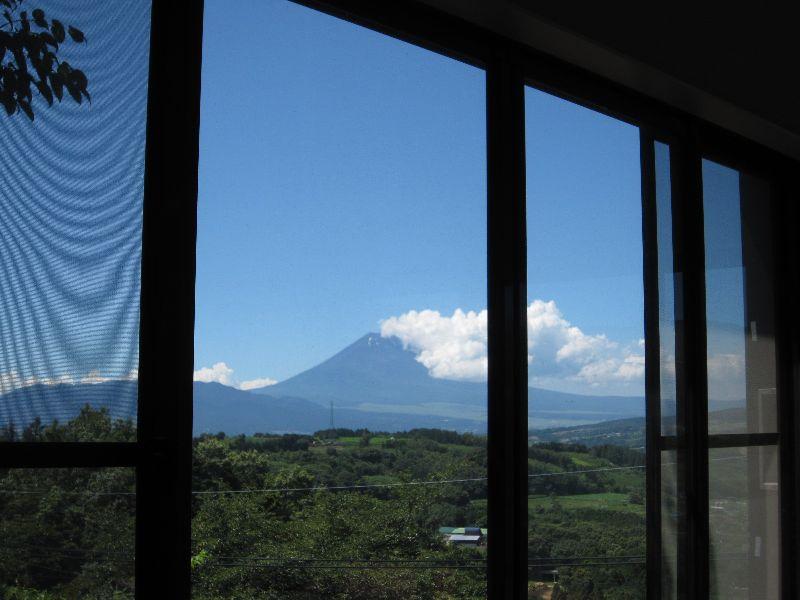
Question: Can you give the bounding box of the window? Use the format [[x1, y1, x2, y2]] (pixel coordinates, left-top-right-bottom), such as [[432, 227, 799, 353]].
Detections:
[[643, 132, 791, 599], [0, 467, 136, 597], [193, 1, 487, 597], [525, 87, 646, 597], [0, 0, 151, 440], [0, 1, 795, 597], [703, 159, 781, 599], [0, 1, 152, 597], [0, 1, 200, 597]]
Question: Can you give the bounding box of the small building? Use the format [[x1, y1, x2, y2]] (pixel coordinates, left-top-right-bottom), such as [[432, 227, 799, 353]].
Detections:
[[439, 526, 488, 547], [448, 534, 482, 547]]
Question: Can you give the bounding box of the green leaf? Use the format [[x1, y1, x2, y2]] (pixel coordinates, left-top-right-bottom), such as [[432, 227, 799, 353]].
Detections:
[[67, 26, 85, 43], [66, 80, 81, 104], [48, 72, 63, 100], [3, 10, 12, 29], [1, 95, 15, 116], [39, 30, 57, 48], [50, 19, 65, 44], [12, 47, 26, 73], [18, 98, 33, 121], [32, 8, 47, 28], [35, 77, 52, 106], [70, 68, 87, 90], [41, 50, 54, 71]]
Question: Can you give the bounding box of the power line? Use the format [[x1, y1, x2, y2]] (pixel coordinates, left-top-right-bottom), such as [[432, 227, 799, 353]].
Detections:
[[192, 475, 488, 495], [193, 465, 647, 495], [0, 455, 746, 496], [0, 465, 650, 495]]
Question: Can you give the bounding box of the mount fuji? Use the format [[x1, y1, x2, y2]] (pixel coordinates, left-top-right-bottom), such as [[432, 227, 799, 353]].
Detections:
[[1, 333, 646, 436]]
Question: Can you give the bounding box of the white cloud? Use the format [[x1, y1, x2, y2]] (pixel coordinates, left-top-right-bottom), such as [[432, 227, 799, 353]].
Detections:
[[239, 377, 278, 390], [381, 300, 646, 393], [1, 371, 43, 394], [707, 353, 745, 378], [192, 362, 276, 391], [193, 362, 236, 386], [381, 308, 488, 381], [706, 353, 746, 402], [576, 353, 645, 386], [0, 368, 138, 395], [527, 300, 615, 373]]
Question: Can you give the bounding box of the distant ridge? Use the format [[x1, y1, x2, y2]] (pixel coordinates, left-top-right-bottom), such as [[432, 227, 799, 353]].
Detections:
[[193, 382, 483, 435], [1, 333, 655, 435], [253, 333, 645, 427], [0, 380, 137, 429]]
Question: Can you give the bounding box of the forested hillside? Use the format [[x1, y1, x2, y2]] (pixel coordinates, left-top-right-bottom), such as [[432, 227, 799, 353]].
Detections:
[[1, 409, 647, 599]]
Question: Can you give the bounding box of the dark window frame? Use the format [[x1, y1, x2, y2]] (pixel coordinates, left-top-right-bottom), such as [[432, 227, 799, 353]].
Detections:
[[0, 1, 796, 598], [0, 1, 204, 598]]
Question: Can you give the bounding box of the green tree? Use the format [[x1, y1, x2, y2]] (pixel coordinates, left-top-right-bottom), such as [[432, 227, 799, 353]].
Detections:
[[0, 0, 88, 120]]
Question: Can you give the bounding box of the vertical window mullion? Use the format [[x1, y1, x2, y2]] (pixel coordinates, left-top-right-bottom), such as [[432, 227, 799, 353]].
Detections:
[[136, 0, 204, 598], [486, 51, 527, 600], [671, 130, 710, 599], [640, 129, 663, 599], [777, 171, 799, 600]]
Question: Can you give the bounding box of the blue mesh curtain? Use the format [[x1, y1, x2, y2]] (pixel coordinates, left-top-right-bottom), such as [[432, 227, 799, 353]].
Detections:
[[0, 1, 152, 435]]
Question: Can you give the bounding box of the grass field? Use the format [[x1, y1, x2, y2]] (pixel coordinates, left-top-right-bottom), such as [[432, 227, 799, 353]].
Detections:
[[334, 435, 392, 446], [528, 492, 644, 514]]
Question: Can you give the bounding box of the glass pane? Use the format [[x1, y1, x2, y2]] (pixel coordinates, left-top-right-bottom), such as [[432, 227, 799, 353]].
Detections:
[[655, 141, 678, 435], [525, 88, 646, 598], [709, 446, 780, 599], [194, 1, 486, 597], [0, 1, 151, 439], [703, 160, 777, 433], [0, 467, 135, 598], [660, 449, 682, 599]]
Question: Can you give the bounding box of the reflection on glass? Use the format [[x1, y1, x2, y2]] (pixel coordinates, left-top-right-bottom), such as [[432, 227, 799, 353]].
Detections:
[[703, 160, 777, 434], [709, 446, 780, 599], [660, 449, 681, 599], [0, 1, 151, 439], [193, 1, 486, 597], [525, 87, 645, 598], [655, 142, 678, 435], [0, 467, 136, 598]]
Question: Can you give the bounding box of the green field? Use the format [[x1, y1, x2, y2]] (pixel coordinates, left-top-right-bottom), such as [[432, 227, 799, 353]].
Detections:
[[529, 491, 644, 514]]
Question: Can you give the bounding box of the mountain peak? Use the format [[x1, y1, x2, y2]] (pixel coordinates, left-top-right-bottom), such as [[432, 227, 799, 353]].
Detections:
[[355, 332, 402, 349]]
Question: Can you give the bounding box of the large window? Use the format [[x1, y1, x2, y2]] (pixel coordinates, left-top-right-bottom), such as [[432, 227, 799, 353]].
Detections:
[[645, 133, 789, 599], [525, 87, 646, 597], [193, 1, 487, 597], [703, 159, 781, 599], [0, 1, 796, 598], [0, 1, 152, 597], [0, 0, 151, 439]]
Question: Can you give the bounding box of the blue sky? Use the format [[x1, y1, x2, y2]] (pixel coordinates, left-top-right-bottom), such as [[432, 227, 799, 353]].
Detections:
[[194, 0, 646, 396]]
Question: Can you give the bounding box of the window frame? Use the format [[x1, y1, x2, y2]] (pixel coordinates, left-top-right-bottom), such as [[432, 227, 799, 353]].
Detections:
[[1, 1, 796, 598], [0, 1, 204, 598], [295, 3, 798, 599]]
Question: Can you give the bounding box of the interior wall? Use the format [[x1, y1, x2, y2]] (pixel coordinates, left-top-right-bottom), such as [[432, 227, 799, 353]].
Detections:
[[418, 1, 800, 159]]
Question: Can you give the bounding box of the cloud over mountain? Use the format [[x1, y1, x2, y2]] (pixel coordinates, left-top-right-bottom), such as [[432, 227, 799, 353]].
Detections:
[[381, 300, 645, 392], [0, 369, 138, 395], [380, 308, 487, 381]]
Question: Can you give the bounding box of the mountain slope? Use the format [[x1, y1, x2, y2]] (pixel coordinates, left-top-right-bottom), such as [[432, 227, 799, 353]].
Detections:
[[193, 382, 483, 435], [0, 381, 137, 429], [253, 333, 645, 426]]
